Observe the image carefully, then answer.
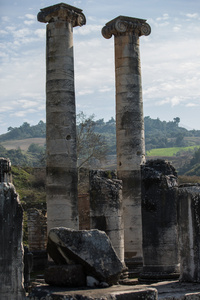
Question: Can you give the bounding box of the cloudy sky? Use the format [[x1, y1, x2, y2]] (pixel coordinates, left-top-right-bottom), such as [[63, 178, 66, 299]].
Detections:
[[0, 0, 200, 134]]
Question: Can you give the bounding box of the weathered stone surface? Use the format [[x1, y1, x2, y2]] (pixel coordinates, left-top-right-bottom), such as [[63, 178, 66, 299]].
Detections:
[[47, 227, 124, 284], [27, 208, 47, 251], [102, 16, 151, 275], [0, 158, 25, 300], [38, 3, 86, 234], [28, 284, 158, 300], [45, 265, 86, 287], [178, 185, 200, 282], [140, 159, 180, 282], [24, 246, 33, 291], [89, 170, 124, 262]]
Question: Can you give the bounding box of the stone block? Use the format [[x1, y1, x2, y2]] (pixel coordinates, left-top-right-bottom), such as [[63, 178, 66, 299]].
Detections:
[[47, 227, 124, 284], [45, 265, 86, 287]]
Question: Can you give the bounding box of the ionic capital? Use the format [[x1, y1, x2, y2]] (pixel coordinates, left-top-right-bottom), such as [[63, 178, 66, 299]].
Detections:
[[37, 3, 86, 27], [102, 16, 151, 39]]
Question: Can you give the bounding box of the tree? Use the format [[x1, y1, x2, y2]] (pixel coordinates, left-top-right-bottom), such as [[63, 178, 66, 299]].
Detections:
[[28, 143, 44, 154], [76, 112, 108, 169], [173, 117, 180, 126]]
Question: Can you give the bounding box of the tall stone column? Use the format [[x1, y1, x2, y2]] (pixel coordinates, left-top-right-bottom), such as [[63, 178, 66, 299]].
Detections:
[[102, 16, 151, 276], [38, 3, 86, 233]]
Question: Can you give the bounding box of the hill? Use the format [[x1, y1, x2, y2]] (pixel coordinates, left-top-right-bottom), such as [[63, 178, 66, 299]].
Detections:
[[1, 115, 200, 175], [1, 138, 45, 151]]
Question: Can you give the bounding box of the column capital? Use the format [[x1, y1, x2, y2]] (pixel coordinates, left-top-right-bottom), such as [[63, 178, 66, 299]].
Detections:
[[102, 15, 151, 39], [37, 2, 86, 27]]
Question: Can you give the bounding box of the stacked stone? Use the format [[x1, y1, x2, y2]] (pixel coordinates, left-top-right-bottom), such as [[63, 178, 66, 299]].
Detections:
[[27, 208, 47, 251], [89, 170, 124, 262], [38, 3, 86, 233], [0, 158, 25, 300], [140, 159, 180, 282], [102, 16, 151, 276]]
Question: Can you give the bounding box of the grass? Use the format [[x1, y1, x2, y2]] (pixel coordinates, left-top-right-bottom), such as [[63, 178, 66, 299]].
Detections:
[[12, 165, 46, 245], [146, 145, 200, 157]]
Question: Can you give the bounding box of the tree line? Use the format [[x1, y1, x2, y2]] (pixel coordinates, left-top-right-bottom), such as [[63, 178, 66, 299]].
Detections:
[[1, 114, 200, 174]]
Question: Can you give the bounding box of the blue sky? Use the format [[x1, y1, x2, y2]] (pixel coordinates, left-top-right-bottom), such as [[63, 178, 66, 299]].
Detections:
[[0, 0, 200, 134]]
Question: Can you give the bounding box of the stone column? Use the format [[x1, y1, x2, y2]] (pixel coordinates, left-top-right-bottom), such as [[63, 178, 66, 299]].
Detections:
[[102, 16, 151, 276], [0, 158, 25, 300], [38, 3, 86, 232], [140, 160, 180, 283], [178, 185, 200, 282]]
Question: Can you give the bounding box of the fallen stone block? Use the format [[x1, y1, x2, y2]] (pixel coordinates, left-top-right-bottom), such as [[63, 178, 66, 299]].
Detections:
[[47, 227, 124, 284], [45, 265, 86, 287]]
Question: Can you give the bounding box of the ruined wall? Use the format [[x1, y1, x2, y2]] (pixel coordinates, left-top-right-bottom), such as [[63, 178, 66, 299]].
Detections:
[[0, 158, 25, 300], [89, 170, 124, 262], [27, 208, 47, 251], [178, 185, 200, 282]]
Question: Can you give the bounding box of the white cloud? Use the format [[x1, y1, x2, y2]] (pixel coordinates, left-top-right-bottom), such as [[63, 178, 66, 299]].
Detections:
[[186, 103, 199, 107], [25, 14, 35, 20], [74, 24, 102, 35], [24, 20, 35, 25], [185, 13, 199, 19], [10, 111, 26, 118], [156, 13, 169, 21], [156, 96, 181, 107], [17, 99, 39, 108], [13, 28, 31, 39], [34, 28, 46, 39], [1, 16, 9, 22], [0, 29, 8, 35], [99, 86, 112, 93], [78, 89, 94, 96], [173, 24, 181, 32]]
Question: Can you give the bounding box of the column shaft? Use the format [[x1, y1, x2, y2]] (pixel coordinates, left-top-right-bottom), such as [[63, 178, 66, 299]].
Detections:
[[115, 32, 144, 272], [38, 3, 86, 233], [46, 20, 78, 232], [102, 16, 151, 276]]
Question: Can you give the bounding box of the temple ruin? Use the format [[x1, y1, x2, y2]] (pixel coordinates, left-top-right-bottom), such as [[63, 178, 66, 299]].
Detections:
[[1, 2, 200, 299]]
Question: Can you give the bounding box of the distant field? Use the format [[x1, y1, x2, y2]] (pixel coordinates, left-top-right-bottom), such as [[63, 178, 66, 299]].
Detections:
[[147, 145, 200, 157], [1, 138, 46, 151]]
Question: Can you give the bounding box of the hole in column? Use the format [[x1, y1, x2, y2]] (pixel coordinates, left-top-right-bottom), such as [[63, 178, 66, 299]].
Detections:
[[119, 162, 122, 166], [66, 135, 71, 140]]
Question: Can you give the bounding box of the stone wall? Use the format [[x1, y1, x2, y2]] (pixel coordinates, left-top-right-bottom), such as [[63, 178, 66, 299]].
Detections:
[[27, 208, 47, 251], [89, 170, 124, 262]]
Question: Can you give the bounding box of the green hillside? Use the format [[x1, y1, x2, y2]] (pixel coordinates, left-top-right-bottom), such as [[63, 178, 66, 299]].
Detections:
[[147, 145, 200, 157], [0, 115, 200, 175]]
